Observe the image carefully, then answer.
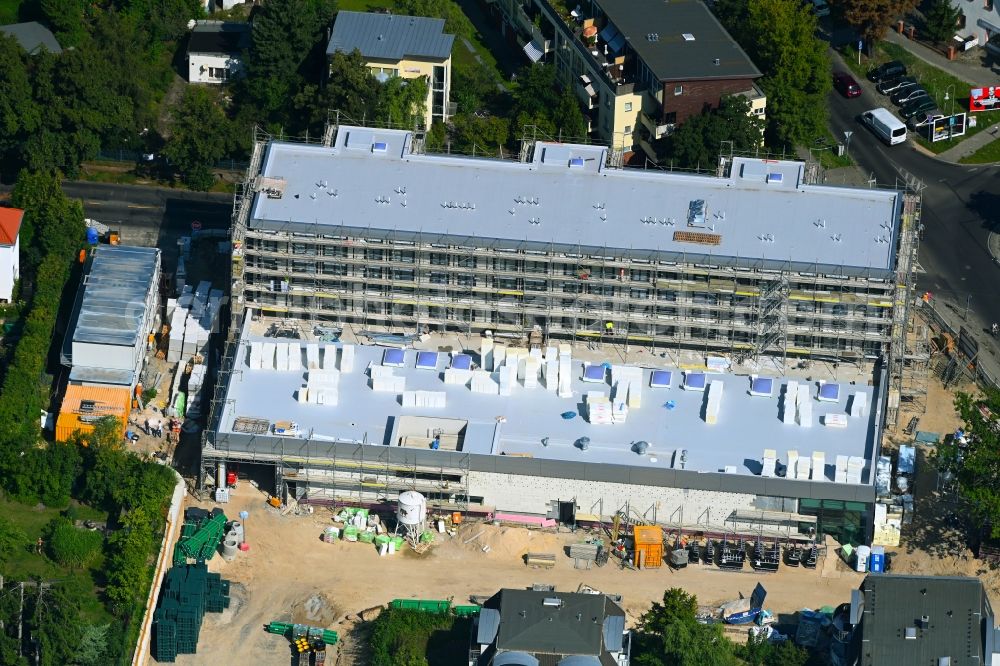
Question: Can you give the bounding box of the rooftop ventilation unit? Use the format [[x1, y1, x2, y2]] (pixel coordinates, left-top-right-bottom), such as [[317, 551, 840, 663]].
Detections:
[[543, 597, 564, 607], [904, 626, 917, 639], [682, 33, 695, 41], [372, 141, 388, 153], [714, 58, 721, 65]]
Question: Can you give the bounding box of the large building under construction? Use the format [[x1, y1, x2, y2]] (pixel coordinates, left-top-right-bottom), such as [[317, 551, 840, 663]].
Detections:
[[204, 125, 922, 544]]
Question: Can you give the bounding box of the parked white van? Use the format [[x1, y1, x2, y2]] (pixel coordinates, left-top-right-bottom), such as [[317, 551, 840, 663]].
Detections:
[[862, 108, 907, 145]]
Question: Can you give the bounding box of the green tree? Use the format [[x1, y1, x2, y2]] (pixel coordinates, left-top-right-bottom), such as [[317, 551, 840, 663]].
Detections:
[[451, 62, 502, 114], [0, 516, 27, 566], [737, 633, 809, 666], [28, 579, 87, 666], [242, 0, 336, 124], [840, 0, 919, 53], [40, 0, 88, 48], [325, 50, 381, 123], [75, 624, 112, 666], [46, 520, 103, 569], [0, 35, 40, 168], [35, 443, 83, 507], [938, 390, 1000, 536], [163, 87, 234, 190], [376, 75, 429, 127], [633, 589, 738, 666], [923, 0, 962, 44], [510, 64, 588, 141], [664, 96, 763, 169], [717, 0, 831, 148], [450, 113, 510, 155], [394, 0, 475, 39]]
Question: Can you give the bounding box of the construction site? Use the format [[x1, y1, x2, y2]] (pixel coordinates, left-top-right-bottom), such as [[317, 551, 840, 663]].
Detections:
[[199, 120, 926, 547]]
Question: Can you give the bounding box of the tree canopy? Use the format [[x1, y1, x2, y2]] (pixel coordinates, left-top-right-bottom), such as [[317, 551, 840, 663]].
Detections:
[[714, 0, 831, 147], [923, 0, 962, 45], [663, 96, 764, 169], [163, 87, 237, 190], [840, 0, 919, 51], [938, 390, 1000, 537]]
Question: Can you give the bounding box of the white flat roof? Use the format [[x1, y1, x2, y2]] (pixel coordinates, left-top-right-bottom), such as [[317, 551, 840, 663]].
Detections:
[[248, 127, 902, 275], [217, 331, 879, 481]]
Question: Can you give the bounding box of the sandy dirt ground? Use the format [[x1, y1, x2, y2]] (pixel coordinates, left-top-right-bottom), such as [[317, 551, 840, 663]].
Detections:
[[153, 319, 995, 665], [155, 483, 869, 666]]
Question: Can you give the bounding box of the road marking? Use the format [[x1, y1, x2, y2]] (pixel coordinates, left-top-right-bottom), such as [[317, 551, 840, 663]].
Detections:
[[127, 204, 157, 209], [85, 200, 104, 205]]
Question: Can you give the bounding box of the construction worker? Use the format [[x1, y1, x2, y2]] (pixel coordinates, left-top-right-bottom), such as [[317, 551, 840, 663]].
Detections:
[[605, 321, 614, 336]]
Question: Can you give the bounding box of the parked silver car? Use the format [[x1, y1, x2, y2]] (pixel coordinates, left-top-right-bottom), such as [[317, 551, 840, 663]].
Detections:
[[892, 87, 928, 105]]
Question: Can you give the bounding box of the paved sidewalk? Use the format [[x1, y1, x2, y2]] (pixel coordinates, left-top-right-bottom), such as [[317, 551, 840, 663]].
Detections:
[[884, 30, 994, 85], [936, 121, 1000, 161]]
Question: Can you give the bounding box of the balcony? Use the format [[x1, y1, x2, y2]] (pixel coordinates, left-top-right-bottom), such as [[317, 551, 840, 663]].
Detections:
[[538, 0, 635, 91]]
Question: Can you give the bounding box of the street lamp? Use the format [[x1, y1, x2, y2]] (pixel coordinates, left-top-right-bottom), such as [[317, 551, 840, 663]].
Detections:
[[943, 84, 956, 118]]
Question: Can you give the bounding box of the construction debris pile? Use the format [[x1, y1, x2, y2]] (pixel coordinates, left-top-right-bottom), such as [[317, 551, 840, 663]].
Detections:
[[152, 563, 232, 662]]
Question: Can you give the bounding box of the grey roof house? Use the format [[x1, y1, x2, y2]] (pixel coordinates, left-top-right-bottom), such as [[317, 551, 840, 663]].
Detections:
[[325, 11, 455, 127], [849, 574, 1000, 666], [0, 21, 62, 55], [325, 11, 454, 62], [471, 588, 630, 666]]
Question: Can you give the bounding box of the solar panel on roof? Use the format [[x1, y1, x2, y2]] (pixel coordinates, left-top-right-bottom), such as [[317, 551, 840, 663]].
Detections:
[[450, 354, 471, 370], [750, 377, 774, 397], [569, 157, 585, 168], [818, 383, 840, 402], [382, 349, 405, 366], [372, 141, 388, 153], [416, 351, 438, 369], [583, 365, 606, 382], [650, 370, 672, 388], [684, 372, 706, 391]]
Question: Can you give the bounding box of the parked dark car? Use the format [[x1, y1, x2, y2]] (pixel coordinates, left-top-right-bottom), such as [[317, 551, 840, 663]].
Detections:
[[900, 97, 938, 120], [869, 60, 907, 82], [833, 71, 862, 98], [891, 85, 927, 105], [907, 110, 943, 130], [877, 75, 917, 95]]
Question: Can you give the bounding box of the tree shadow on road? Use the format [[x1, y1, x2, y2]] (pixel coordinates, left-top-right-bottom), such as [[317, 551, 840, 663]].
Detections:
[[967, 190, 1000, 234]]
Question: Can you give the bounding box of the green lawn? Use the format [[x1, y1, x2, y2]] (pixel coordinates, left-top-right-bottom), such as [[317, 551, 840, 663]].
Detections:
[[841, 41, 986, 154], [959, 135, 1000, 164], [1, 496, 112, 624]]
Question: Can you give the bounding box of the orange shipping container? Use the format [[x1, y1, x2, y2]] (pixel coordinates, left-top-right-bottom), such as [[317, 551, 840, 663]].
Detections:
[[632, 525, 664, 569], [55, 384, 131, 442]]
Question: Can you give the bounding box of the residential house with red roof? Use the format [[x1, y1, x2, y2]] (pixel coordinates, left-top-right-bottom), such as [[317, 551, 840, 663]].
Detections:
[[0, 207, 23, 302]]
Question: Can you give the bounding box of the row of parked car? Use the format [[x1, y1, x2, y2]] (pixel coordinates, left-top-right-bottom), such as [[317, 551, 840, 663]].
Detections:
[[868, 60, 942, 129]]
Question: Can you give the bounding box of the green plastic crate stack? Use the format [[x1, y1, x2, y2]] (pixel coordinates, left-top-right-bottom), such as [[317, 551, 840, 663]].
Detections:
[[152, 563, 233, 662], [152, 611, 177, 662]]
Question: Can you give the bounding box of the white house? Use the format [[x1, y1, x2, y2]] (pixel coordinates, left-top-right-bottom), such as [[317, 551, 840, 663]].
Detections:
[[0, 207, 23, 302], [187, 21, 250, 84], [951, 0, 1000, 53]]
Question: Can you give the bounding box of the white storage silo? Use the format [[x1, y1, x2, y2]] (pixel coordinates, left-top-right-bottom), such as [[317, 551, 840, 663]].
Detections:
[[397, 491, 427, 526]]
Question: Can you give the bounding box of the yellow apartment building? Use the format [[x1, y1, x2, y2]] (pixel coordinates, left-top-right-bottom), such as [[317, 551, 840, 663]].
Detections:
[[327, 11, 455, 129]]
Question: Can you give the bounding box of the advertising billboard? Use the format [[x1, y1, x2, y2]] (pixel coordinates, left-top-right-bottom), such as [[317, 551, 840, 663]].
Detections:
[[969, 86, 1000, 112], [929, 113, 967, 142]]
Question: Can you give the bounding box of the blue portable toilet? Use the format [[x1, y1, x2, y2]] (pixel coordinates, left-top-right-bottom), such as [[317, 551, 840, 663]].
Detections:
[[86, 227, 100, 245], [869, 545, 885, 573]]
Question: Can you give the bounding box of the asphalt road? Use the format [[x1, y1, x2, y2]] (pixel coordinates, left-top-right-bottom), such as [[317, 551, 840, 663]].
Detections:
[[62, 181, 231, 241], [825, 73, 1000, 338]]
